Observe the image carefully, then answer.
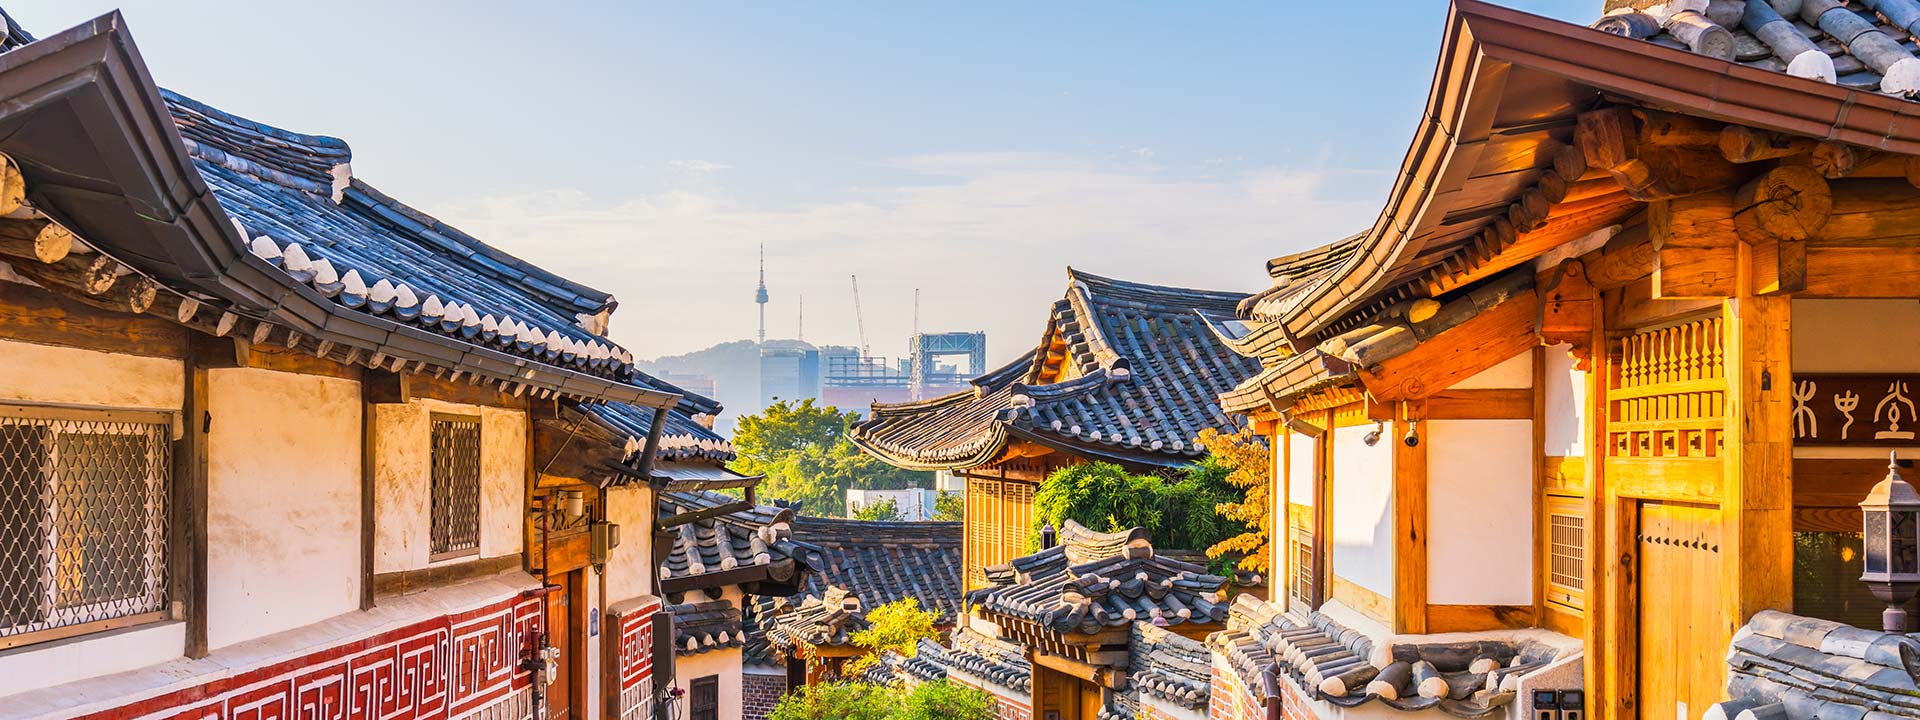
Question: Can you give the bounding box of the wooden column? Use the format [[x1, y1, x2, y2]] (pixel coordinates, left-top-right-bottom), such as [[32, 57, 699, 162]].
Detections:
[[1393, 414, 1428, 635], [1720, 290, 1794, 634], [1587, 287, 1624, 720], [175, 337, 211, 659]]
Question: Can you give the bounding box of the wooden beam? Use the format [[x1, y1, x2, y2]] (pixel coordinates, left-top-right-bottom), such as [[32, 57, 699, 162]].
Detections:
[[1425, 604, 1535, 633], [1577, 107, 1745, 201], [1031, 650, 1119, 689], [1360, 292, 1540, 400], [1422, 389, 1533, 419], [1651, 189, 1739, 298], [1393, 416, 1427, 635], [0, 278, 187, 358], [1720, 290, 1793, 658], [361, 390, 378, 611], [188, 335, 250, 369], [365, 370, 411, 405]]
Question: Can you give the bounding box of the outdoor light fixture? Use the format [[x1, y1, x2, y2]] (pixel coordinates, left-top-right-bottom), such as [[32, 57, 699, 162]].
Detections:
[[1861, 451, 1920, 633], [1040, 524, 1058, 549], [1403, 419, 1420, 448], [1363, 422, 1384, 447], [562, 489, 586, 522]]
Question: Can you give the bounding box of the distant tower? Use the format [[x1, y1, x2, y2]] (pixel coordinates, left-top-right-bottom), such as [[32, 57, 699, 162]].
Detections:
[[755, 244, 769, 344]]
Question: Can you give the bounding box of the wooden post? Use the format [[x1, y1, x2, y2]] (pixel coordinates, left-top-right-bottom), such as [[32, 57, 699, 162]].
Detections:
[[1586, 286, 1621, 720], [360, 390, 379, 611], [176, 336, 212, 659], [1720, 277, 1794, 645], [1393, 412, 1428, 635]]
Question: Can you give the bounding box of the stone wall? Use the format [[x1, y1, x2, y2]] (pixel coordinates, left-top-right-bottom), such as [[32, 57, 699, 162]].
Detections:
[[742, 671, 786, 720]]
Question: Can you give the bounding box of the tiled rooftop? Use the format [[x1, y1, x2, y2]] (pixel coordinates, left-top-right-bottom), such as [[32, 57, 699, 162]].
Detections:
[[1712, 610, 1920, 719], [758, 586, 868, 654], [789, 517, 963, 623], [667, 600, 745, 656], [657, 491, 819, 595], [1592, 0, 1920, 96], [853, 270, 1259, 470], [968, 520, 1230, 634]]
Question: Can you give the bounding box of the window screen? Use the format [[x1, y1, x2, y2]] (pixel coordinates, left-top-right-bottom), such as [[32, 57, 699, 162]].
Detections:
[[429, 415, 481, 558]]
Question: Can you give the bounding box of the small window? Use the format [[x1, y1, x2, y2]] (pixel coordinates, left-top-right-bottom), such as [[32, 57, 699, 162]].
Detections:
[[690, 674, 719, 720], [1287, 503, 1318, 612], [1545, 495, 1586, 611], [0, 406, 172, 648], [429, 414, 481, 560]]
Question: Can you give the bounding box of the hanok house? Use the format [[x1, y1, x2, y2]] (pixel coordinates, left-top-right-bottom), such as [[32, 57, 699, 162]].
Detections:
[[0, 9, 731, 720], [917, 521, 1231, 720], [851, 269, 1262, 589], [650, 489, 819, 720], [1209, 1, 1920, 719], [751, 515, 964, 704]]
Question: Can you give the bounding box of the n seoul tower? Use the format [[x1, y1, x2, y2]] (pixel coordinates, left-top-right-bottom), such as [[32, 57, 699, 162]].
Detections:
[[755, 244, 769, 345]]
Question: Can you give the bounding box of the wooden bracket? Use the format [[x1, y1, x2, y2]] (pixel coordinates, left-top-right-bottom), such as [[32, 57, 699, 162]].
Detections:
[[365, 370, 411, 405]]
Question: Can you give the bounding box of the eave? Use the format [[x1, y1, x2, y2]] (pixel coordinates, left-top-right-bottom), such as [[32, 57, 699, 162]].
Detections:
[[0, 13, 676, 407], [1279, 0, 1920, 345]]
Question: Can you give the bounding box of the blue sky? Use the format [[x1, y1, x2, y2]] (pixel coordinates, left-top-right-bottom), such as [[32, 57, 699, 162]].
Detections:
[[7, 1, 1591, 365]]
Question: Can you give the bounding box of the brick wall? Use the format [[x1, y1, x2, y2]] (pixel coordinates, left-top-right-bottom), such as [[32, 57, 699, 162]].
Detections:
[[743, 671, 787, 720], [1208, 656, 1268, 720]]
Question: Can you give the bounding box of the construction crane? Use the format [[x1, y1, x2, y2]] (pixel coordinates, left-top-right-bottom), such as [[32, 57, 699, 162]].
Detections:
[[850, 274, 869, 359]]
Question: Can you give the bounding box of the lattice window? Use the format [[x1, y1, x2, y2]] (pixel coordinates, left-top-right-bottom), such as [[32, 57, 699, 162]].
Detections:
[[1003, 481, 1033, 560], [0, 406, 171, 648], [1545, 495, 1586, 611], [1287, 503, 1316, 611], [430, 414, 482, 559]]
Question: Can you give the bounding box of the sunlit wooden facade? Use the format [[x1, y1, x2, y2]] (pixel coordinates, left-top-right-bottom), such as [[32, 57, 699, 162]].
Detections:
[[1216, 2, 1920, 719]]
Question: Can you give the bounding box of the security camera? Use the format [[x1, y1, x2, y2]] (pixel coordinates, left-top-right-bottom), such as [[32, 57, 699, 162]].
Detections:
[[1403, 420, 1420, 448], [1362, 422, 1383, 447]]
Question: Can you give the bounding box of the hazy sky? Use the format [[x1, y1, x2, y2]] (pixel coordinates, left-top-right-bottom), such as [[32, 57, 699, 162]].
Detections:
[[8, 1, 1589, 367]]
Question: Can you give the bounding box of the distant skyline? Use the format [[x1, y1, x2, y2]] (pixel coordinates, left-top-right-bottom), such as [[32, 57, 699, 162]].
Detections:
[[6, 1, 1592, 366]]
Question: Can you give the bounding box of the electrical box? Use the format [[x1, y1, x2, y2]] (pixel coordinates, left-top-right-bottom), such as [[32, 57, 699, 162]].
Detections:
[[1558, 690, 1585, 720], [591, 522, 620, 566], [1533, 690, 1562, 720]]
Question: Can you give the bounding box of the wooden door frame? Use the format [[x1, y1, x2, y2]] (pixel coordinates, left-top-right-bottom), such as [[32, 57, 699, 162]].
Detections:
[[568, 568, 588, 720]]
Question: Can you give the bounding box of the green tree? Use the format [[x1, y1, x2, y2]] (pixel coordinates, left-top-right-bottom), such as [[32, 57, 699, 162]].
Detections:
[[852, 497, 903, 521], [732, 399, 931, 516], [847, 598, 940, 672], [1030, 460, 1247, 559], [1031, 462, 1165, 545], [898, 680, 995, 720], [767, 681, 893, 720], [932, 491, 963, 522]]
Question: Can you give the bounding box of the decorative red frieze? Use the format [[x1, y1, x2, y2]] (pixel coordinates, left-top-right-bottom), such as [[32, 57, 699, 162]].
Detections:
[[611, 598, 664, 720], [80, 594, 541, 720]]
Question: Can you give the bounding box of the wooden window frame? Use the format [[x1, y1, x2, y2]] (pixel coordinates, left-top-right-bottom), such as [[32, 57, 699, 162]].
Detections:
[[428, 412, 483, 563], [689, 674, 719, 720], [1282, 415, 1330, 620], [0, 403, 180, 651]]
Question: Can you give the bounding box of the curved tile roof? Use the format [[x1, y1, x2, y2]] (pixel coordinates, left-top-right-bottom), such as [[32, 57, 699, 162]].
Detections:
[[583, 396, 734, 464], [852, 269, 1259, 470], [657, 491, 819, 595], [967, 520, 1229, 634], [163, 89, 641, 384], [789, 517, 964, 622], [667, 600, 745, 656], [759, 586, 868, 653]]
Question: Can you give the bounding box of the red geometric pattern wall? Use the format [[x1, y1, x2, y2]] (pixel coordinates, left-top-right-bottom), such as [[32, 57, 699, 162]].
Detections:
[[80, 594, 542, 720], [613, 598, 663, 720]]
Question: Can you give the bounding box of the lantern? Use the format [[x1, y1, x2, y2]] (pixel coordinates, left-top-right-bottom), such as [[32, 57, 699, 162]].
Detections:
[[1860, 452, 1920, 633]]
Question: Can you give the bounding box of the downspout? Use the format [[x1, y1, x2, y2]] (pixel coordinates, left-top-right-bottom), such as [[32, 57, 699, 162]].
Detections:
[[1262, 665, 1282, 720]]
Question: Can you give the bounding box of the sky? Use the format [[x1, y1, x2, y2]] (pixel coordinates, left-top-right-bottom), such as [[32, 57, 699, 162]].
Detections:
[[7, 0, 1591, 368]]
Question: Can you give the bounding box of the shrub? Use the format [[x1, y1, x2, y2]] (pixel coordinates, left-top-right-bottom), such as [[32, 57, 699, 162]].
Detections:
[[767, 681, 894, 720], [897, 679, 995, 720]]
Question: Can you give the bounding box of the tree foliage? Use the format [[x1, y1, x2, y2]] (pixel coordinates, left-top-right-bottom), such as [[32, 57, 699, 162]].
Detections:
[[932, 490, 964, 522], [1029, 459, 1248, 564], [897, 680, 995, 720], [768, 680, 993, 720], [852, 497, 903, 522], [847, 598, 939, 672], [767, 681, 892, 720], [731, 399, 931, 516], [1200, 427, 1272, 573]]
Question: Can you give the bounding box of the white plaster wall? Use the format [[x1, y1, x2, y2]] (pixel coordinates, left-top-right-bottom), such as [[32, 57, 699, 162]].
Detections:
[[1288, 432, 1316, 506], [206, 368, 361, 650], [672, 647, 744, 720], [1791, 299, 1920, 460], [1449, 351, 1533, 390], [604, 484, 657, 604], [1426, 420, 1535, 606], [372, 399, 527, 574], [1330, 424, 1394, 601], [1543, 345, 1587, 458], [0, 621, 185, 700], [0, 339, 187, 693], [0, 338, 181, 409]]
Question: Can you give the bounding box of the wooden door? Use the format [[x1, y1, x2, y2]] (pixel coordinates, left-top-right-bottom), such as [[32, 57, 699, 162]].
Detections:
[[1637, 501, 1724, 720], [546, 573, 575, 720]]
